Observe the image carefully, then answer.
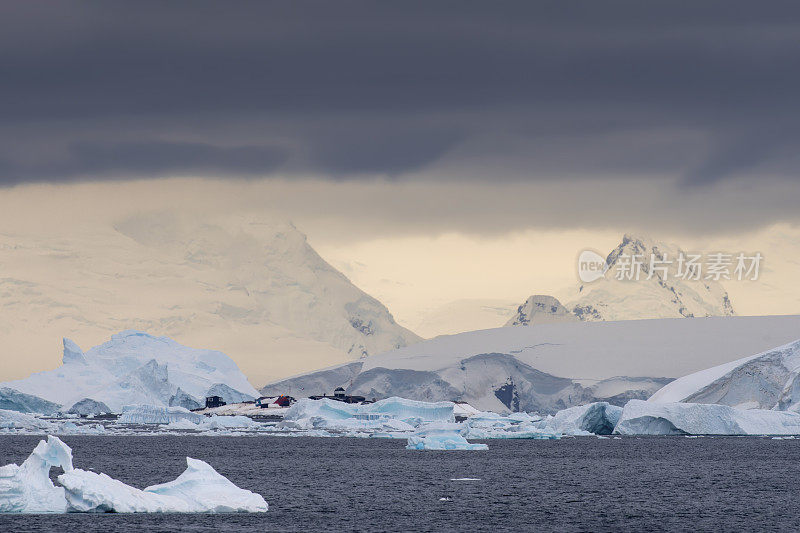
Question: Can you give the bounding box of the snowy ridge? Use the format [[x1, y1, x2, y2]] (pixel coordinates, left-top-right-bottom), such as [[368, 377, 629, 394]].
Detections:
[[2, 331, 260, 412]]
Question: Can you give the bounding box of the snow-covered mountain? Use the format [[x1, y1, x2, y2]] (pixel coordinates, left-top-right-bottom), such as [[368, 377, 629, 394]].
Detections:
[[504, 295, 577, 326], [649, 338, 800, 411], [0, 213, 420, 385], [1, 331, 260, 412], [506, 234, 736, 325], [262, 315, 800, 413]]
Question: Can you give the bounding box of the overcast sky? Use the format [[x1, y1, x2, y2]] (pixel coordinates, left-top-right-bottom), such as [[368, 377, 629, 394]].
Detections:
[[2, 2, 800, 379], [1, 2, 799, 235]]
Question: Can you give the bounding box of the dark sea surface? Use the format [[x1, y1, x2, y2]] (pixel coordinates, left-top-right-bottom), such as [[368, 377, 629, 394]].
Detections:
[[1, 435, 799, 532]]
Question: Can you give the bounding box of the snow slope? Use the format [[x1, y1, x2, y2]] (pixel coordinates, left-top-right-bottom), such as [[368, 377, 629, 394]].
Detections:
[[649, 338, 800, 410], [507, 234, 735, 325], [1, 331, 260, 412], [262, 315, 800, 413], [0, 213, 419, 385]]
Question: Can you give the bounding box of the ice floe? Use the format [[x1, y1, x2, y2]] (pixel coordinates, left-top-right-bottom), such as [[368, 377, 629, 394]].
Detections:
[[0, 435, 268, 513]]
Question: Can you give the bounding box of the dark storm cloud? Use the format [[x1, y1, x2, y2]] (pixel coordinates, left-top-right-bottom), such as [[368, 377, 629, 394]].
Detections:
[[1, 1, 800, 186]]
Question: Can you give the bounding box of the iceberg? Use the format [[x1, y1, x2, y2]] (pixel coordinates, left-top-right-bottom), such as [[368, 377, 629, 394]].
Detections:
[[615, 399, 800, 435], [205, 383, 255, 405], [0, 387, 61, 415], [406, 423, 488, 450], [0, 435, 268, 513], [118, 405, 205, 425], [0, 409, 57, 432], [0, 435, 72, 513], [280, 397, 454, 432], [649, 338, 800, 411], [538, 402, 623, 436], [2, 331, 260, 412], [463, 412, 559, 440], [67, 398, 112, 416]]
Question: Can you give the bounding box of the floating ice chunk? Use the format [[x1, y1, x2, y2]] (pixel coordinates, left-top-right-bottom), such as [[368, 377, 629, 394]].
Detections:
[[202, 415, 257, 430], [406, 423, 488, 450], [0, 435, 72, 513], [280, 397, 446, 432], [0, 409, 57, 432], [362, 397, 455, 424], [57, 421, 107, 435], [463, 412, 559, 439], [118, 405, 205, 425], [60, 457, 267, 513], [538, 402, 623, 436], [142, 457, 268, 512], [165, 419, 201, 431], [615, 399, 800, 435], [0, 436, 267, 513]]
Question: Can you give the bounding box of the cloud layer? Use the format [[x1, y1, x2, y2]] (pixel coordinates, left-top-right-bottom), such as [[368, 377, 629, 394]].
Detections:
[[1, 2, 799, 235]]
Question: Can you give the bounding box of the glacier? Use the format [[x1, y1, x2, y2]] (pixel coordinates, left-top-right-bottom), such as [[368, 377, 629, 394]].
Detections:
[[2, 331, 260, 412], [262, 315, 800, 413], [614, 400, 800, 435], [0, 435, 268, 513]]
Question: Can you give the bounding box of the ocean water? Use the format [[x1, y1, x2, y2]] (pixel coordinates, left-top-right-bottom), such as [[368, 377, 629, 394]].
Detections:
[[1, 435, 799, 532]]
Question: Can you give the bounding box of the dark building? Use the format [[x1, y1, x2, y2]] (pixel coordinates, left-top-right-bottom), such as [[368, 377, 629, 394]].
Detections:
[[309, 387, 368, 404], [205, 395, 226, 408]]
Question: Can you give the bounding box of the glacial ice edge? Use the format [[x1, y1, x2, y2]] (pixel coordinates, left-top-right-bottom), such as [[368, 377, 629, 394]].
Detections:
[[0, 435, 268, 513]]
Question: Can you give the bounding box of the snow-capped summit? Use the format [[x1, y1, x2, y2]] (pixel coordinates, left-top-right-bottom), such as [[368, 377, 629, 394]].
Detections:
[[569, 234, 735, 321], [0, 213, 420, 384], [507, 234, 735, 325], [1, 330, 261, 412], [504, 295, 577, 326]]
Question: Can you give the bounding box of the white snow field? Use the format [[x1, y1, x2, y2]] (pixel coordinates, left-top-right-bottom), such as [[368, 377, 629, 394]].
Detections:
[[1, 330, 260, 412], [0, 436, 268, 513], [262, 315, 800, 413], [614, 400, 800, 435], [649, 338, 800, 410], [0, 214, 420, 387]]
